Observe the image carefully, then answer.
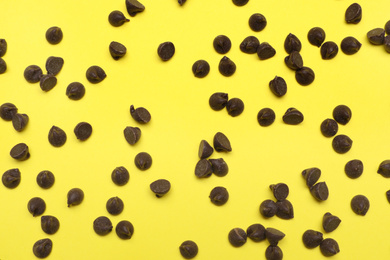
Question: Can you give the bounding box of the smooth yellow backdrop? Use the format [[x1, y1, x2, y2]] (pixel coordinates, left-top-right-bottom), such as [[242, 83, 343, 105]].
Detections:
[[1, 0, 390, 259]]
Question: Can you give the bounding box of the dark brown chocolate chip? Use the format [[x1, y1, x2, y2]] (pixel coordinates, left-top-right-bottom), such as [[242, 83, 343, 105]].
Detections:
[[45, 56, 64, 76], [265, 227, 285, 246], [284, 51, 303, 70], [259, 199, 277, 218], [332, 135, 353, 154], [106, 196, 124, 215], [386, 190, 390, 203], [130, 105, 151, 124], [46, 26, 63, 44], [275, 200, 294, 219], [209, 92, 228, 111], [192, 60, 210, 78], [93, 216, 113, 235], [198, 140, 214, 159], [282, 108, 304, 125], [86, 65, 106, 84], [320, 41, 339, 60], [0, 103, 17, 121], [307, 27, 326, 47], [232, 0, 249, 6], [12, 113, 29, 131], [367, 28, 385, 45], [218, 56, 236, 77], [111, 166, 130, 186], [270, 183, 289, 201], [302, 230, 323, 249], [74, 122, 92, 141], [209, 158, 229, 177], [33, 238, 52, 258], [158, 42, 175, 61], [213, 132, 232, 152], [179, 240, 198, 259], [116, 220, 134, 240], [37, 170, 55, 189], [124, 126, 141, 145], [0, 39, 7, 57], [257, 42, 276, 60], [320, 118, 338, 137], [320, 238, 340, 256], [41, 215, 60, 235], [10, 143, 30, 161], [269, 76, 287, 97], [194, 159, 213, 178], [240, 36, 260, 54], [322, 212, 341, 233], [150, 179, 171, 197], [24, 65, 43, 83], [246, 223, 266, 242], [345, 3, 362, 24], [2, 168, 21, 189], [265, 245, 283, 260], [109, 41, 127, 60], [28, 197, 46, 217], [125, 0, 145, 17], [341, 36, 362, 55], [302, 167, 321, 188], [344, 159, 363, 179], [295, 66, 315, 86], [228, 228, 247, 247], [0, 58, 6, 74], [209, 186, 229, 206], [67, 188, 84, 207], [310, 182, 329, 201], [213, 35, 231, 54], [48, 126, 67, 147], [257, 108, 275, 127], [333, 105, 351, 125], [66, 82, 85, 100], [226, 98, 244, 117], [108, 10, 130, 27], [378, 160, 390, 177], [351, 194, 369, 216], [40, 75, 57, 92], [284, 33, 301, 54], [134, 152, 152, 170], [249, 13, 267, 32]]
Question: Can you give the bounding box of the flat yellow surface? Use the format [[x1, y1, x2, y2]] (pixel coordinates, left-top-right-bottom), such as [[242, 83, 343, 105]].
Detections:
[[1, 0, 390, 259]]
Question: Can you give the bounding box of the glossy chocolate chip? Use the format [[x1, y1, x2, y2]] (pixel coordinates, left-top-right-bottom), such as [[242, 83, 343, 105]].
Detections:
[[46, 26, 63, 44], [226, 98, 244, 117], [2, 168, 21, 189], [275, 200, 294, 219], [108, 10, 130, 27], [213, 132, 232, 152], [228, 228, 247, 247], [257, 108, 275, 126], [192, 60, 210, 78], [209, 186, 229, 206], [246, 223, 266, 242], [257, 42, 276, 60], [218, 56, 236, 77], [284, 33, 301, 53], [158, 42, 175, 61], [310, 182, 329, 201], [86, 66, 106, 83], [302, 167, 321, 188], [209, 92, 228, 111], [302, 230, 323, 249], [67, 188, 84, 207], [345, 3, 362, 24], [109, 41, 127, 60], [66, 82, 85, 100], [209, 158, 229, 177], [213, 35, 231, 54], [259, 199, 277, 218]]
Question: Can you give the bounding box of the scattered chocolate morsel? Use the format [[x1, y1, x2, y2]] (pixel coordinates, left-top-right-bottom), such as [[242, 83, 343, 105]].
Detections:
[[322, 212, 341, 233], [209, 186, 229, 206], [111, 166, 130, 186], [320, 118, 338, 137], [378, 160, 390, 177], [320, 238, 340, 257], [192, 60, 210, 78], [0, 39, 7, 57], [10, 143, 30, 161], [198, 140, 214, 159], [209, 92, 228, 111], [344, 159, 363, 179], [302, 230, 323, 249], [259, 199, 277, 218], [283, 108, 304, 125], [295, 66, 315, 86], [213, 132, 232, 152], [257, 42, 276, 60], [106, 196, 124, 215], [40, 74, 57, 92], [130, 105, 151, 124], [150, 179, 171, 197], [93, 216, 113, 236], [46, 26, 63, 44], [33, 238, 52, 258], [74, 122, 92, 141], [213, 35, 231, 54], [125, 0, 145, 17], [269, 76, 287, 97], [307, 27, 326, 47], [24, 65, 43, 83], [179, 240, 198, 259], [124, 126, 141, 145], [341, 37, 362, 55], [67, 188, 84, 207], [240, 36, 260, 54], [367, 28, 385, 45], [66, 82, 85, 100], [48, 126, 67, 147], [0, 58, 6, 74], [2, 168, 21, 189], [257, 108, 275, 127], [345, 3, 362, 24], [246, 223, 266, 242], [332, 135, 353, 154], [265, 227, 285, 246], [134, 152, 152, 170], [45, 56, 64, 76], [109, 41, 127, 60], [12, 113, 29, 131], [226, 98, 244, 117], [386, 190, 390, 203], [195, 159, 213, 178], [86, 65, 106, 83], [218, 56, 236, 77], [351, 195, 370, 216], [302, 167, 321, 188], [0, 103, 17, 121], [384, 36, 390, 53], [276, 200, 294, 219], [178, 0, 186, 5], [284, 51, 303, 70], [28, 197, 46, 217], [265, 245, 283, 260], [333, 105, 351, 125], [310, 182, 329, 201], [228, 228, 247, 247], [249, 13, 267, 32], [386, 20, 390, 35], [158, 42, 175, 61], [108, 10, 130, 27], [284, 33, 301, 54], [116, 220, 134, 240], [232, 0, 249, 6], [320, 41, 338, 59], [270, 183, 289, 201], [37, 170, 55, 189], [41, 215, 60, 235], [209, 158, 229, 177]]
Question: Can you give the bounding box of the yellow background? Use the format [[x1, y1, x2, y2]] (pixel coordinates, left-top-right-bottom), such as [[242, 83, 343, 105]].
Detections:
[[1, 0, 390, 259]]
